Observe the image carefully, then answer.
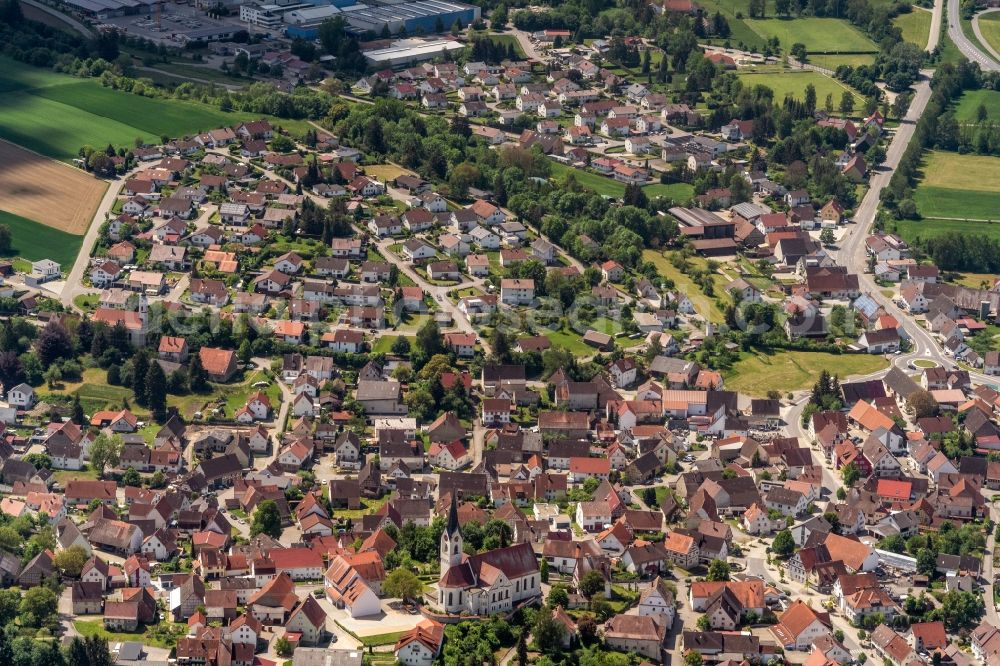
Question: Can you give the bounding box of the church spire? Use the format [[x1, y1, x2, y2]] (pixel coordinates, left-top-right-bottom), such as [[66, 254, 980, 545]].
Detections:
[[446, 492, 460, 536]]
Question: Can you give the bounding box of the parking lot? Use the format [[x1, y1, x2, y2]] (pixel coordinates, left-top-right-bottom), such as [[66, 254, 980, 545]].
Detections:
[[101, 5, 246, 45]]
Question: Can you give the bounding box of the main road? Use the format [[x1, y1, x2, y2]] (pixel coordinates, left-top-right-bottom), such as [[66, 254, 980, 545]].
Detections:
[[947, 0, 1000, 70]]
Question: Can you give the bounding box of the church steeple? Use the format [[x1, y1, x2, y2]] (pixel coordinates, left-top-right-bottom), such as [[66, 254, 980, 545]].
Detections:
[[440, 493, 463, 573], [446, 492, 460, 536]]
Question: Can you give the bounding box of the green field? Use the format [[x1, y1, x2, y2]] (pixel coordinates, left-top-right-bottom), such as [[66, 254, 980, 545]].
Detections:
[[0, 210, 82, 266], [642, 249, 731, 323], [737, 68, 860, 109], [894, 8, 933, 47], [906, 151, 1000, 224], [744, 17, 878, 53], [723, 350, 889, 395], [550, 162, 693, 201], [895, 217, 1000, 242], [954, 88, 1000, 123], [0, 57, 313, 160], [807, 53, 876, 69], [978, 13, 1000, 58]]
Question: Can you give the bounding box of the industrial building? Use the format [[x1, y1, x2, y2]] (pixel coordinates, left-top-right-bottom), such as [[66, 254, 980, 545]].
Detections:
[[362, 38, 465, 67], [270, 0, 478, 39], [61, 0, 160, 19]]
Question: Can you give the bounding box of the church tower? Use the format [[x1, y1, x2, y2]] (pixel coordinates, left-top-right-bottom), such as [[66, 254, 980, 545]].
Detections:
[[440, 493, 463, 574]]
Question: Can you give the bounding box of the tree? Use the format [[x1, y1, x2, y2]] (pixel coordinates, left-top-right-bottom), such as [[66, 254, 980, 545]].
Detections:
[[533, 605, 566, 654], [839, 91, 855, 114], [578, 570, 605, 598], [935, 589, 984, 631], [0, 225, 11, 254], [36, 320, 73, 366], [132, 352, 149, 406], [274, 636, 293, 657], [383, 568, 422, 601], [908, 389, 939, 419], [189, 352, 208, 392], [706, 559, 731, 581], [516, 628, 528, 666], [772, 529, 795, 557], [841, 461, 860, 487], [72, 394, 85, 425], [684, 651, 704, 666], [414, 318, 444, 366], [391, 335, 411, 355], [251, 499, 282, 538], [916, 547, 938, 577], [19, 585, 58, 628], [54, 545, 89, 578], [121, 466, 141, 487], [89, 433, 123, 478], [820, 228, 835, 246], [540, 556, 549, 583], [548, 585, 569, 608], [145, 361, 168, 422]]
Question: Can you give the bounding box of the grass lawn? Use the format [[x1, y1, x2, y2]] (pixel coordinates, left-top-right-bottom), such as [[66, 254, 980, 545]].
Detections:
[[806, 53, 876, 69], [894, 9, 933, 47], [687, 0, 768, 48], [550, 161, 626, 197], [372, 334, 413, 354], [74, 620, 186, 649], [468, 32, 528, 59], [646, 182, 695, 201], [0, 210, 83, 266], [978, 13, 1000, 58], [365, 164, 415, 182], [52, 467, 100, 486], [73, 293, 100, 311], [642, 249, 729, 323], [737, 68, 860, 110], [743, 17, 877, 53], [333, 495, 389, 520], [954, 89, 1000, 123], [912, 358, 939, 368], [903, 151, 1000, 228], [547, 325, 600, 355], [723, 349, 888, 395], [951, 272, 1000, 288], [219, 370, 282, 418]]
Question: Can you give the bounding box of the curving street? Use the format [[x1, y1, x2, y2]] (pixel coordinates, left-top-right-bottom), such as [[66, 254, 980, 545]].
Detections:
[[947, 0, 1000, 70]]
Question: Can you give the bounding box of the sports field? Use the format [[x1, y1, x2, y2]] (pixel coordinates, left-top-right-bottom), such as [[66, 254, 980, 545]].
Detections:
[[737, 68, 860, 109], [0, 140, 106, 234], [743, 17, 878, 53], [894, 8, 932, 47], [0, 210, 83, 266]]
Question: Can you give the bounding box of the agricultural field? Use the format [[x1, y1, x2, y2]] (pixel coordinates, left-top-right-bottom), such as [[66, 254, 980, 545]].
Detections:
[[906, 151, 1000, 227], [0, 57, 313, 161], [894, 8, 933, 47], [0, 139, 106, 234], [723, 350, 889, 395], [0, 210, 84, 266], [736, 68, 860, 110], [977, 13, 1000, 58], [743, 17, 878, 54]]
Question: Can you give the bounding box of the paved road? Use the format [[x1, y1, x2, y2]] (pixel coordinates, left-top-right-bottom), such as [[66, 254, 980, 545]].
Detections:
[[927, 0, 944, 52], [947, 0, 1000, 70], [984, 500, 1000, 625], [21, 0, 94, 36], [972, 8, 1000, 63], [61, 165, 144, 309]]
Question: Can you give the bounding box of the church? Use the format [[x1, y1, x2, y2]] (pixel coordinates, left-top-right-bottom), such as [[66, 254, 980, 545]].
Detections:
[[437, 495, 541, 615]]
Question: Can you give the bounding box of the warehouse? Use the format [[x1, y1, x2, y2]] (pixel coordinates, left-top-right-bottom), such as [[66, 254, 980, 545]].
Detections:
[[362, 38, 465, 67], [344, 0, 479, 36], [61, 0, 160, 19]]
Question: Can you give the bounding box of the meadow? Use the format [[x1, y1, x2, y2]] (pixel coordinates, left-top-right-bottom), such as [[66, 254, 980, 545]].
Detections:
[[954, 88, 1000, 123], [893, 8, 933, 47], [736, 68, 860, 109], [723, 350, 888, 395], [807, 53, 876, 69], [743, 17, 878, 53]]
